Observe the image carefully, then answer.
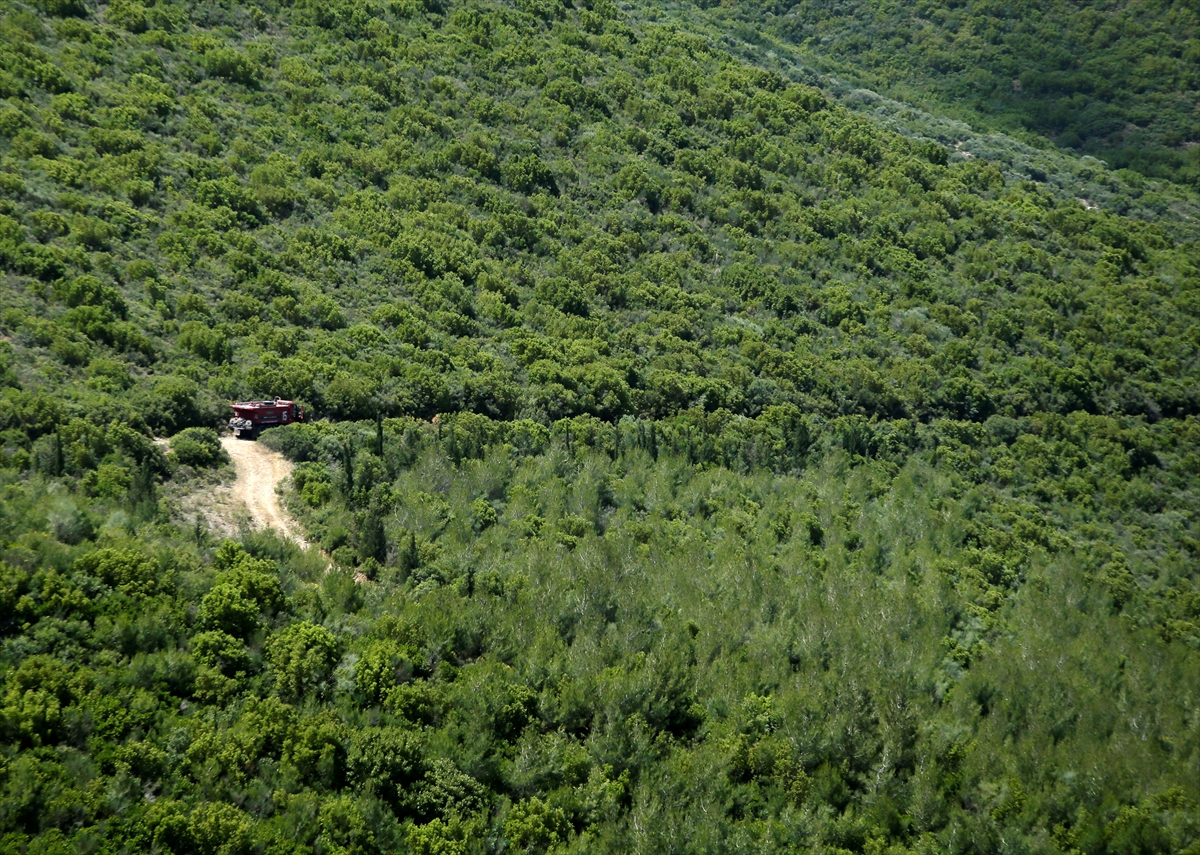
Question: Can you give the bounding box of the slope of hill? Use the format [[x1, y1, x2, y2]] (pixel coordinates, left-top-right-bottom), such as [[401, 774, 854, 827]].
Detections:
[[0, 0, 1198, 852], [698, 0, 1200, 186]]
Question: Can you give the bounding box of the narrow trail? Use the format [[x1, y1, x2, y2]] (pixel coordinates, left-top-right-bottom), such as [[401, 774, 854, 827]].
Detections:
[[220, 436, 310, 549]]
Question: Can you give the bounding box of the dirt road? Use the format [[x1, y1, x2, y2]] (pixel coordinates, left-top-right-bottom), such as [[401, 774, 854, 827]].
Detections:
[[220, 436, 310, 548]]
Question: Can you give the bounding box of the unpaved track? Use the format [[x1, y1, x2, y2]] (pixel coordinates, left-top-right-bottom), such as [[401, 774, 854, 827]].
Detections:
[[220, 436, 309, 548]]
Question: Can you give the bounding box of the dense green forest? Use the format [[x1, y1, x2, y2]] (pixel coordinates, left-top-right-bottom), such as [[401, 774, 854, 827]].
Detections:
[[697, 0, 1200, 187], [1, 0, 1199, 852]]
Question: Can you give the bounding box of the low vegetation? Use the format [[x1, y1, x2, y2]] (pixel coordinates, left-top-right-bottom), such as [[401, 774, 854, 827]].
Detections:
[[0, 0, 1197, 852], [702, 0, 1200, 186]]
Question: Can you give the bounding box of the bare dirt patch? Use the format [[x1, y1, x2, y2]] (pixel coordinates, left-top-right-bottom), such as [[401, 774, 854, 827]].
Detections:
[[165, 436, 343, 573], [220, 436, 310, 548], [169, 473, 247, 541]]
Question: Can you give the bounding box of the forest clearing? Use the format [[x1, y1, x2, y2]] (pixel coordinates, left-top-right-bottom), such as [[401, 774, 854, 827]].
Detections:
[[220, 435, 308, 549]]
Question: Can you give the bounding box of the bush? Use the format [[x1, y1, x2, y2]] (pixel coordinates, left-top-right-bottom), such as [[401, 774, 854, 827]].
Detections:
[[205, 48, 261, 85], [503, 155, 557, 195], [138, 377, 205, 436], [199, 583, 262, 638], [76, 548, 158, 596], [267, 620, 339, 700], [36, 0, 88, 17], [178, 322, 233, 364], [505, 798, 569, 853], [191, 630, 251, 676], [170, 427, 226, 468]]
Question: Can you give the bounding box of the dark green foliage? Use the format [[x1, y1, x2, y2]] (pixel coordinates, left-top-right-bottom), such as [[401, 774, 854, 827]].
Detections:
[[0, 0, 1197, 852], [169, 426, 225, 468], [708, 0, 1200, 187], [1, 410, 1199, 850], [204, 48, 261, 86], [268, 620, 340, 700], [503, 154, 558, 195], [75, 546, 158, 595], [178, 322, 232, 364], [191, 629, 250, 677]]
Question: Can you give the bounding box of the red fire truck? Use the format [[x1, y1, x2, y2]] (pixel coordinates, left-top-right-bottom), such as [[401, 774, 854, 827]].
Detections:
[[228, 398, 305, 439]]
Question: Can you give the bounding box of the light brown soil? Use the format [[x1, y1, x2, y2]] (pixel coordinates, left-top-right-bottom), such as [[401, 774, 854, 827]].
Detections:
[[220, 436, 310, 548]]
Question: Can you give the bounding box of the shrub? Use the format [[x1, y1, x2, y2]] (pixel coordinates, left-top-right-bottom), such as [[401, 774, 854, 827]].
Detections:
[[75, 548, 158, 596], [503, 154, 557, 194], [505, 798, 569, 854], [204, 48, 261, 85], [170, 427, 226, 468], [267, 621, 339, 700], [191, 630, 251, 676], [200, 583, 261, 638], [138, 377, 204, 435], [178, 321, 233, 364]]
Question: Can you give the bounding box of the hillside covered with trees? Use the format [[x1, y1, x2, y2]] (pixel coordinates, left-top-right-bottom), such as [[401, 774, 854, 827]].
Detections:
[[0, 0, 1198, 852], [700, 0, 1200, 187]]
